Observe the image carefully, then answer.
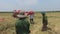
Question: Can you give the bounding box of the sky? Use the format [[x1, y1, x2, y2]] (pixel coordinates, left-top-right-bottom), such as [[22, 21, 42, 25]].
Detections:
[[0, 0, 60, 11]]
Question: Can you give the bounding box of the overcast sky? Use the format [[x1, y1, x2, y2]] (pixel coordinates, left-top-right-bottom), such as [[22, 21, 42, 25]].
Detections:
[[0, 0, 60, 11]]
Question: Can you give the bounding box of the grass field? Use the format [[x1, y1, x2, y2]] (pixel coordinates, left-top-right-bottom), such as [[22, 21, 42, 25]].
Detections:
[[0, 12, 60, 34]]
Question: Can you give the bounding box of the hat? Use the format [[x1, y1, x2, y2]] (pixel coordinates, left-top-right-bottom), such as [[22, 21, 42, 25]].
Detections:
[[17, 15, 27, 18], [17, 12, 27, 18], [29, 11, 34, 15]]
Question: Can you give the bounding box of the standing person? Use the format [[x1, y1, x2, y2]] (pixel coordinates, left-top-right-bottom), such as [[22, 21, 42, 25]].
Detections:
[[29, 11, 34, 24], [13, 11, 30, 34], [41, 12, 48, 31]]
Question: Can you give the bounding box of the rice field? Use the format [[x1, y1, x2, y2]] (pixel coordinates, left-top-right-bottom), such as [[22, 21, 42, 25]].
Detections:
[[0, 12, 60, 34]]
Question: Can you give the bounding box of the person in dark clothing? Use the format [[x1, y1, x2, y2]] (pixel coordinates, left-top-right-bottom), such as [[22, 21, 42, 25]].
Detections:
[[15, 17, 30, 34], [41, 12, 48, 31], [13, 11, 30, 34]]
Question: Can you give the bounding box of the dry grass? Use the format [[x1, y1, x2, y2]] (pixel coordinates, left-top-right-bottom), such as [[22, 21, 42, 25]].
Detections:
[[0, 12, 60, 34]]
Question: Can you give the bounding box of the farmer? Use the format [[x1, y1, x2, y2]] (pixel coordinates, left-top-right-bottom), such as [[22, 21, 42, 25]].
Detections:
[[41, 12, 48, 31], [29, 11, 34, 24], [13, 10, 30, 34]]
